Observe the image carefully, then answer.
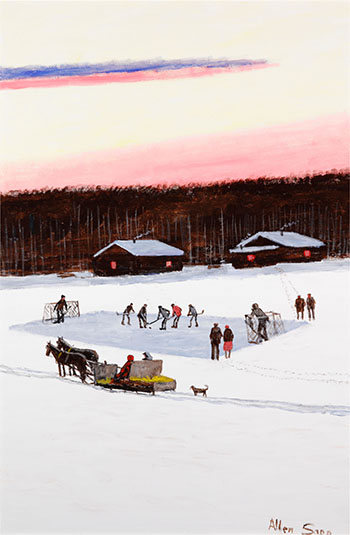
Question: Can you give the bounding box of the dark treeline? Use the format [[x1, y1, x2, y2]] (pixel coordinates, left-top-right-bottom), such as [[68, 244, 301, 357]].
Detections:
[[1, 172, 349, 275]]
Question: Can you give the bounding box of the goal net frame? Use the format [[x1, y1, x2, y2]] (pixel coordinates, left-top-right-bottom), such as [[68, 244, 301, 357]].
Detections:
[[42, 301, 80, 323], [245, 311, 284, 344]]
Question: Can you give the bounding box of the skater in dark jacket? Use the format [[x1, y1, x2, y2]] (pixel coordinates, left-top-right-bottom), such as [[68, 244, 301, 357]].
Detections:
[[306, 293, 316, 320], [187, 304, 199, 328], [54, 295, 67, 323], [171, 304, 182, 328], [210, 323, 223, 360], [157, 305, 170, 330], [251, 303, 269, 341], [137, 304, 148, 328], [223, 325, 234, 358], [295, 295, 306, 320], [121, 303, 134, 325]]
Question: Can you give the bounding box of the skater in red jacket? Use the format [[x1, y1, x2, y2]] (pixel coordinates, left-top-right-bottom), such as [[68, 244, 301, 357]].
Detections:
[[171, 304, 182, 328]]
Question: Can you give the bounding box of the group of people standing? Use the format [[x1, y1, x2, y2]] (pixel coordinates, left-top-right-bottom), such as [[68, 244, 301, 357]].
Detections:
[[121, 303, 201, 330], [294, 293, 316, 320], [209, 324, 234, 360]]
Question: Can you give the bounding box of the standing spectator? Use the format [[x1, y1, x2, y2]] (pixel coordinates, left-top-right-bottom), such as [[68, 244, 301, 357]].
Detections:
[[251, 303, 269, 341], [223, 325, 234, 358], [157, 305, 170, 330], [121, 303, 134, 325], [295, 295, 306, 320], [171, 303, 182, 328], [209, 323, 223, 360], [187, 304, 199, 328], [54, 295, 67, 324], [306, 293, 316, 320], [137, 304, 148, 328]]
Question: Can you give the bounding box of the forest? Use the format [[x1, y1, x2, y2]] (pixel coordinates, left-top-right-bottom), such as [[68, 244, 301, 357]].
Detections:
[[1, 172, 349, 275]]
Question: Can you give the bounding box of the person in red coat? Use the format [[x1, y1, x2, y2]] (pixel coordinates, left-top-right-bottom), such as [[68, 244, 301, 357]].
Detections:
[[171, 304, 182, 328], [111, 355, 134, 383], [223, 325, 234, 358]]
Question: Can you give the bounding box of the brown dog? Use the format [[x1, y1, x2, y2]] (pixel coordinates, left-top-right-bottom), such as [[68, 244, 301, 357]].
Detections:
[[190, 385, 208, 397]]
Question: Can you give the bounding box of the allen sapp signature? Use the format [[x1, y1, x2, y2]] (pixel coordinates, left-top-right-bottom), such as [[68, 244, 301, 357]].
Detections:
[[268, 518, 332, 535]]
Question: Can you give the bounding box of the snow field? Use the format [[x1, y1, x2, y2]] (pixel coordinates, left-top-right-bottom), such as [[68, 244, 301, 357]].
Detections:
[[1, 259, 349, 534]]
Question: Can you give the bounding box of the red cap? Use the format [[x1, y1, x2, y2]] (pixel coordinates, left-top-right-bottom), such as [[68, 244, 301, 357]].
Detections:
[[127, 355, 134, 362], [225, 325, 229, 329]]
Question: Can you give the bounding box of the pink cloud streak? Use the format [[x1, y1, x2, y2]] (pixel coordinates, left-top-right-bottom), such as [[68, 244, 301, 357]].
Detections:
[[1, 113, 348, 193], [0, 63, 275, 91]]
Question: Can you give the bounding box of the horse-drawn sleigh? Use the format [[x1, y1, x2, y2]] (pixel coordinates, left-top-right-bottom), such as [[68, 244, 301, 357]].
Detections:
[[45, 338, 176, 394]]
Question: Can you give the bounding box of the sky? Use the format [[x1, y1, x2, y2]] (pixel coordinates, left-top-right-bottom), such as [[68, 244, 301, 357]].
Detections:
[[0, 1, 349, 192]]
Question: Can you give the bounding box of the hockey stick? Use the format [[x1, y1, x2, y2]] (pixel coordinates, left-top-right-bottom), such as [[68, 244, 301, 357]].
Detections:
[[187, 309, 205, 316], [147, 318, 161, 328]]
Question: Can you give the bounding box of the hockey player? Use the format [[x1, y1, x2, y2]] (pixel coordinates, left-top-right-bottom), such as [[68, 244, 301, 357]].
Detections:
[[187, 304, 199, 328], [171, 303, 182, 328], [121, 303, 135, 325], [306, 293, 316, 320], [209, 323, 223, 360], [137, 304, 148, 328], [157, 305, 170, 330], [251, 303, 269, 341], [295, 295, 306, 320], [54, 295, 67, 324]]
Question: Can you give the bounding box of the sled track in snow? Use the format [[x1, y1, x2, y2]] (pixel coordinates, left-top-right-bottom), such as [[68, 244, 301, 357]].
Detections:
[[0, 364, 93, 385], [1, 365, 349, 417], [232, 362, 350, 385], [161, 392, 350, 417]]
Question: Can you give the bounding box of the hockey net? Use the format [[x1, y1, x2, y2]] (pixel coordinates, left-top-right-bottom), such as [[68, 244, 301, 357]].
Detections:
[[245, 311, 284, 344], [42, 301, 80, 323]]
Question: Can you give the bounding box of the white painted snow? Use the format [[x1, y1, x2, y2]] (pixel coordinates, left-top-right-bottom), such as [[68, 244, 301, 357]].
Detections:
[[0, 259, 349, 534]]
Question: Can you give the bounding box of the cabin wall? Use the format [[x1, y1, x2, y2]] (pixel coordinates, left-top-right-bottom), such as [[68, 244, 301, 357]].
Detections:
[[92, 252, 183, 276], [231, 246, 327, 268]]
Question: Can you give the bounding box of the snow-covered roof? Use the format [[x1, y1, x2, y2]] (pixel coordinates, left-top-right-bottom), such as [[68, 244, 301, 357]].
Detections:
[[229, 245, 279, 254], [232, 231, 325, 251], [93, 240, 184, 258]]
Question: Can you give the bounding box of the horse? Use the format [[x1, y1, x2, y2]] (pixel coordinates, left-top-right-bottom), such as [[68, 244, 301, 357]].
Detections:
[[45, 342, 88, 383], [56, 337, 99, 373]]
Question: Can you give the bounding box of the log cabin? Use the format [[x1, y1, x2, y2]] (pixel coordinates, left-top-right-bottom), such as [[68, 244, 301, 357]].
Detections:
[[230, 231, 327, 268], [92, 239, 184, 276]]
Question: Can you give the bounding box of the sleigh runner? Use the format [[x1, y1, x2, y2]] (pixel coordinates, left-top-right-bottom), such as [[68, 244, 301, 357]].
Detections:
[[94, 360, 176, 394]]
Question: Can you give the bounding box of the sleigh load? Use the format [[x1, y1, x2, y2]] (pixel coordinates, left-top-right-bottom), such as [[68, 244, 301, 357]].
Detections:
[[94, 359, 176, 394]]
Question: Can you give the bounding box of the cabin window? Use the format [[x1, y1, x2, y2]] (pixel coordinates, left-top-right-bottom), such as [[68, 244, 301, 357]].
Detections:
[[303, 250, 311, 258], [166, 260, 172, 268], [247, 254, 256, 262], [110, 261, 117, 269]]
